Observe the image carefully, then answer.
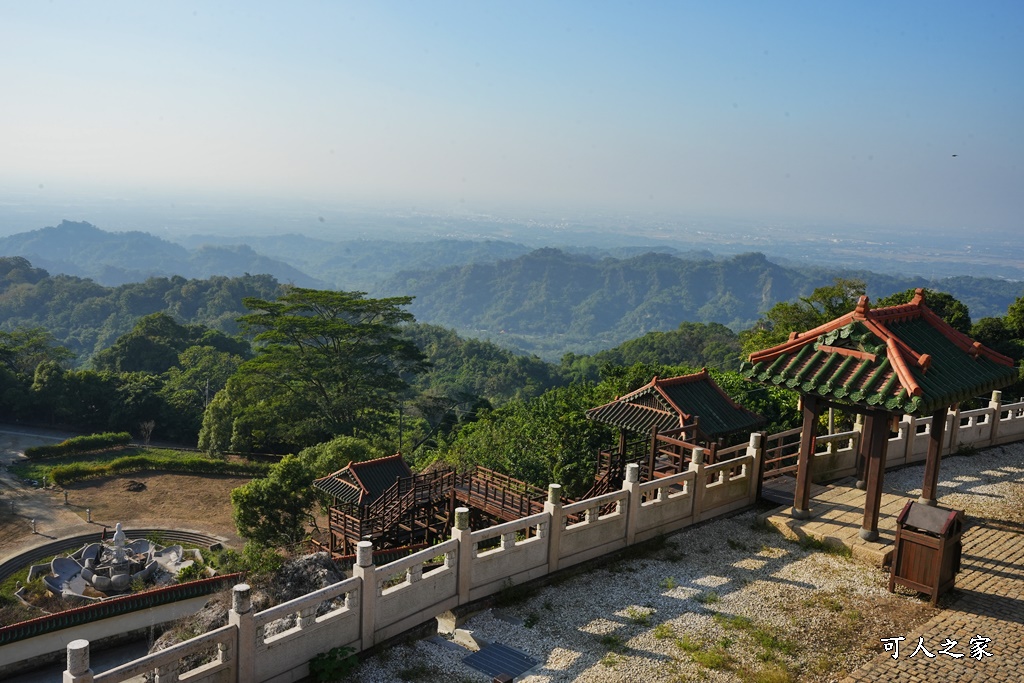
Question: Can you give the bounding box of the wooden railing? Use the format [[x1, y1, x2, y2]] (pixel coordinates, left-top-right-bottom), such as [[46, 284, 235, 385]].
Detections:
[[453, 469, 545, 522], [762, 427, 802, 478]]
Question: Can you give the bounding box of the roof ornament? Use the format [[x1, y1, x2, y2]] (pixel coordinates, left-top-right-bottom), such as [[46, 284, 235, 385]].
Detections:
[[855, 295, 870, 316], [911, 288, 926, 305]]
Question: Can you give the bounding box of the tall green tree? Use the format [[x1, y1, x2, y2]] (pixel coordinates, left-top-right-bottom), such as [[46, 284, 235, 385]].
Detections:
[[741, 278, 866, 358], [231, 455, 316, 547], [874, 288, 972, 334], [201, 288, 426, 453]]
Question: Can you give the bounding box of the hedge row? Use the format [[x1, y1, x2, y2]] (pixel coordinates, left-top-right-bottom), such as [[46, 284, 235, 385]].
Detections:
[[25, 432, 132, 460], [49, 454, 269, 485]]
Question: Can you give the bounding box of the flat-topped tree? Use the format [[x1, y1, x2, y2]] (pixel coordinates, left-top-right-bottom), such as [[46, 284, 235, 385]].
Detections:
[[200, 288, 426, 453], [742, 289, 1017, 540]]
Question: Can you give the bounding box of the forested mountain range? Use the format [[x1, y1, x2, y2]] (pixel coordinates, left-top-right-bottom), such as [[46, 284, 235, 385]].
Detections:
[[0, 220, 324, 287], [379, 249, 1024, 358], [0, 256, 283, 361], [3, 221, 1022, 362]]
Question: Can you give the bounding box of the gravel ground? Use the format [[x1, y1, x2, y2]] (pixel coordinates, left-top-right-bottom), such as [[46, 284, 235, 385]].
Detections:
[[353, 443, 1024, 683]]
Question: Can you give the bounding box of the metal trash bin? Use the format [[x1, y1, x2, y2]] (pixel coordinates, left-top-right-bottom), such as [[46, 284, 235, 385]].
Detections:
[[888, 500, 964, 606]]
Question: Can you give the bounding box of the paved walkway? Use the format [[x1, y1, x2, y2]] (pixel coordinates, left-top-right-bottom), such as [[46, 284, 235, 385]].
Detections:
[[759, 476, 902, 566], [842, 516, 1024, 682], [761, 467, 1024, 682]]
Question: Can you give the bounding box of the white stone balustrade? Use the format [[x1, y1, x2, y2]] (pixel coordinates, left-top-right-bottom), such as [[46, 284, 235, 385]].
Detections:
[[58, 396, 1024, 683]]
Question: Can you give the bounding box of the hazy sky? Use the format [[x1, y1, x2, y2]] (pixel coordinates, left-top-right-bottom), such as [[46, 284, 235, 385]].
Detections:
[[2, 1, 1022, 233]]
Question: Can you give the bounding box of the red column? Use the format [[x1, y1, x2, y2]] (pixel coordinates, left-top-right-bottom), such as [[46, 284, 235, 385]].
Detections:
[[919, 407, 948, 505], [860, 410, 891, 541]]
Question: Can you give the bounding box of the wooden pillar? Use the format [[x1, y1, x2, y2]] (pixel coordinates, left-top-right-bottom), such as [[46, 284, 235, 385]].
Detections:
[[919, 407, 948, 506], [617, 429, 627, 459], [859, 410, 890, 541], [792, 394, 820, 519]]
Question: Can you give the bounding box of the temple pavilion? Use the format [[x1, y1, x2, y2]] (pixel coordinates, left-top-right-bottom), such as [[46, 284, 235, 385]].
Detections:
[[742, 289, 1017, 540], [586, 369, 765, 485]]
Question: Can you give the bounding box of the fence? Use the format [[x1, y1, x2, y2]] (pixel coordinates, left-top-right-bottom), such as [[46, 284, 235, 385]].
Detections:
[[51, 392, 1024, 683]]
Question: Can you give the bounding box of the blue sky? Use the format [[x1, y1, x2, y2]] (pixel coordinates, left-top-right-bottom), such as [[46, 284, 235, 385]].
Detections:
[[1, 1, 1022, 233]]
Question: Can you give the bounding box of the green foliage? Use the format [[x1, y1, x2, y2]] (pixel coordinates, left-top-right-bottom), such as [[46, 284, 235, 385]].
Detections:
[[92, 313, 251, 374], [231, 455, 318, 547], [626, 606, 653, 625], [309, 646, 358, 682], [0, 256, 282, 363], [741, 278, 865, 358], [874, 288, 972, 334], [176, 562, 206, 583], [201, 288, 426, 453], [563, 321, 743, 382], [24, 432, 132, 459], [42, 448, 268, 486], [694, 591, 719, 604], [208, 542, 284, 577], [433, 382, 614, 497]]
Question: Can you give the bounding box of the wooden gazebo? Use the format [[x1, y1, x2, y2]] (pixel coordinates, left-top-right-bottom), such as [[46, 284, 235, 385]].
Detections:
[[585, 369, 765, 489], [587, 368, 765, 448], [742, 290, 1017, 541]]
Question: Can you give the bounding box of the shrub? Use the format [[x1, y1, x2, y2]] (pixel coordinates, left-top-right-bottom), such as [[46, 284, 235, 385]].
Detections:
[[25, 432, 132, 459]]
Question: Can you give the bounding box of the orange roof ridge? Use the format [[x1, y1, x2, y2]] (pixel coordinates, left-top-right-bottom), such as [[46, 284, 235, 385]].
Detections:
[[748, 311, 857, 364], [655, 368, 710, 384], [884, 336, 922, 396]]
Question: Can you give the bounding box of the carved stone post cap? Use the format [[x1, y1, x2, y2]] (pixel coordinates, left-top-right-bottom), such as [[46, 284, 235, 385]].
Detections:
[[547, 483, 562, 504], [625, 463, 640, 483], [232, 583, 252, 613], [356, 540, 374, 566], [748, 432, 763, 447], [454, 507, 470, 530], [692, 447, 705, 465], [67, 639, 90, 674]]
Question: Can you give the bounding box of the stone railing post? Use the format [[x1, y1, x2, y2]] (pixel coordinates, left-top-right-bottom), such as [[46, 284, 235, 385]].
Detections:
[[63, 639, 93, 683], [896, 414, 913, 465], [351, 540, 376, 650], [689, 447, 706, 522], [452, 508, 472, 604], [228, 583, 253, 683], [542, 485, 562, 574], [622, 465, 641, 546], [746, 432, 763, 503], [945, 406, 960, 455], [989, 390, 1002, 446]]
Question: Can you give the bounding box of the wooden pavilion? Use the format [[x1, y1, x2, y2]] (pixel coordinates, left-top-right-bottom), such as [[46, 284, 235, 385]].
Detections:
[[742, 289, 1017, 541], [312, 454, 547, 558], [586, 369, 765, 486]]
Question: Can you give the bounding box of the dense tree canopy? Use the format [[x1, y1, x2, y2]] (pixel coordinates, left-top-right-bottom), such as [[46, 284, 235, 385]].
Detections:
[[874, 288, 972, 334], [200, 289, 426, 453]]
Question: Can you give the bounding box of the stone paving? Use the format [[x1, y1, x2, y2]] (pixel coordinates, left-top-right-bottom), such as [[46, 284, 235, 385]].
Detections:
[[759, 476, 903, 567], [841, 516, 1024, 682], [761, 459, 1024, 683]]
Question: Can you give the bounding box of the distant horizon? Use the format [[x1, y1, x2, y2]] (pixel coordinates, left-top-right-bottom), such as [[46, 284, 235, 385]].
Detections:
[[2, 2, 1022, 237]]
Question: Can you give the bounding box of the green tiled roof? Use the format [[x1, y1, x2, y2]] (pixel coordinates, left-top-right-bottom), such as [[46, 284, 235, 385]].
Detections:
[[313, 454, 412, 507], [742, 290, 1018, 416], [587, 369, 766, 439]]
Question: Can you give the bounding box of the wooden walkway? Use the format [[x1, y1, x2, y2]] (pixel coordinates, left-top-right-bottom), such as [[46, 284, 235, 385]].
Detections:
[[758, 476, 909, 567], [759, 473, 829, 506]]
